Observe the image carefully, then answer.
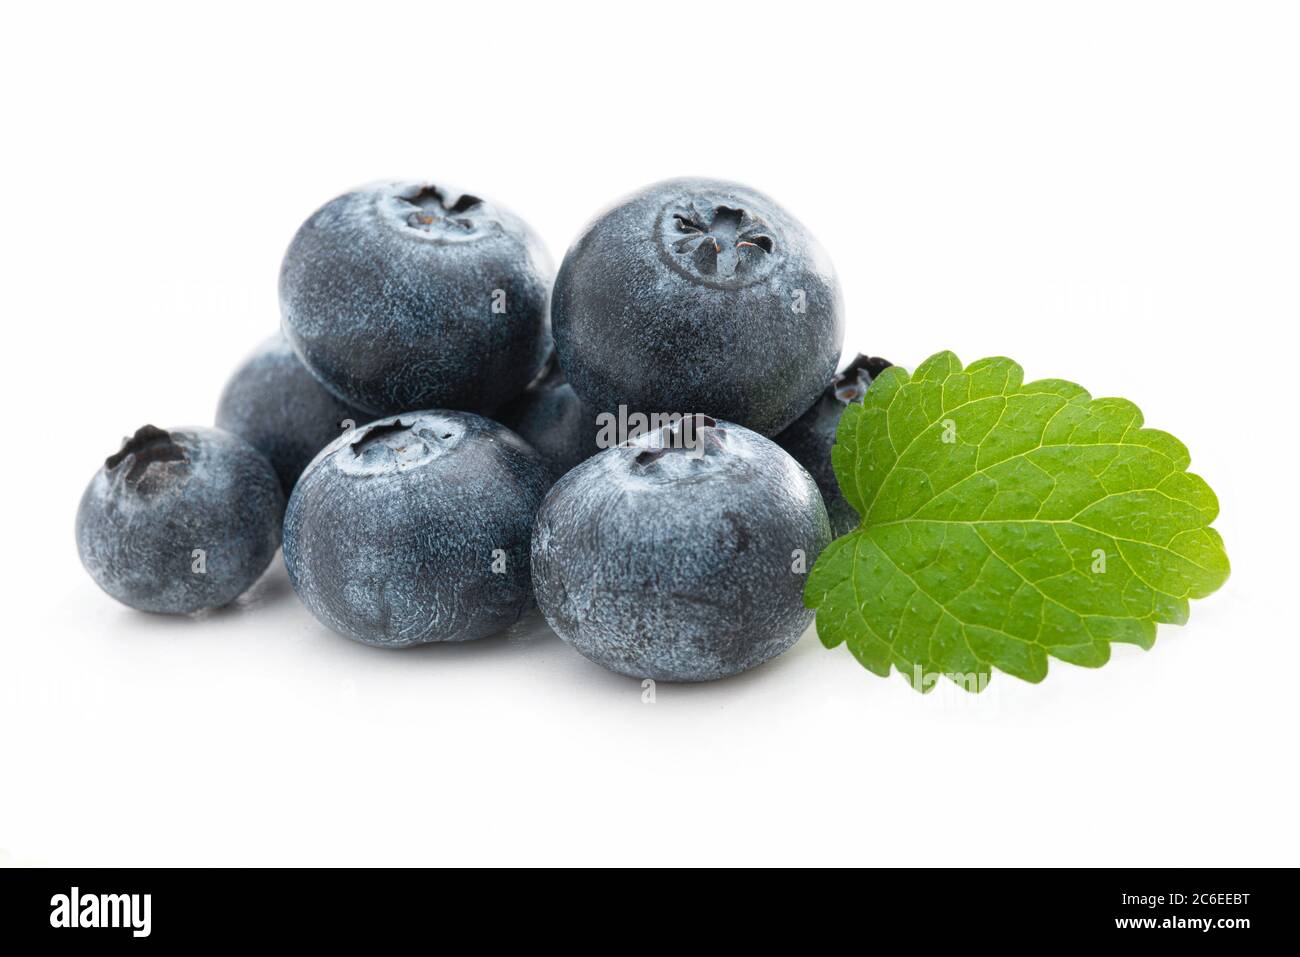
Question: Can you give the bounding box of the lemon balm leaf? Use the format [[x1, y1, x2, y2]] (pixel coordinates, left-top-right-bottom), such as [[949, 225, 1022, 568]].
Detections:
[[805, 352, 1230, 691]]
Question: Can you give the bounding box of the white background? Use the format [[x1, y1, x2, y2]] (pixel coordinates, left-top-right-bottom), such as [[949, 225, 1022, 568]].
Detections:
[[1, 1, 1296, 866]]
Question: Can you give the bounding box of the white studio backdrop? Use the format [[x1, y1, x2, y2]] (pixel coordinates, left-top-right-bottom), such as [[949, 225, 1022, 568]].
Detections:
[[0, 1, 1296, 866]]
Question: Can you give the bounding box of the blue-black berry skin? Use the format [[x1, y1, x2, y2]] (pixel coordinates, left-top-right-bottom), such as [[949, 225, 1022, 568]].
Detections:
[[280, 181, 553, 417], [216, 333, 371, 495], [551, 178, 844, 436], [76, 426, 284, 614], [284, 411, 551, 647], [531, 416, 831, 681], [493, 355, 600, 479], [774, 354, 892, 538]]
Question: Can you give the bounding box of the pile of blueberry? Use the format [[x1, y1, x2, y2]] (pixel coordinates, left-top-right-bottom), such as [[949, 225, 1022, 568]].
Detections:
[[76, 178, 890, 682]]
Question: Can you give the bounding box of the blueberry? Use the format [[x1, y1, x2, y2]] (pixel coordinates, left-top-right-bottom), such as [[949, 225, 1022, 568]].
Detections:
[[551, 178, 844, 436], [774, 354, 892, 538], [493, 353, 600, 479], [216, 333, 372, 495], [531, 415, 830, 681], [280, 181, 553, 417], [76, 425, 284, 614], [284, 411, 551, 646]]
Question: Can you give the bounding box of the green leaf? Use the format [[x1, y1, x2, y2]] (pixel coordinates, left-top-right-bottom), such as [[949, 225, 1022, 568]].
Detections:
[[804, 352, 1230, 691]]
